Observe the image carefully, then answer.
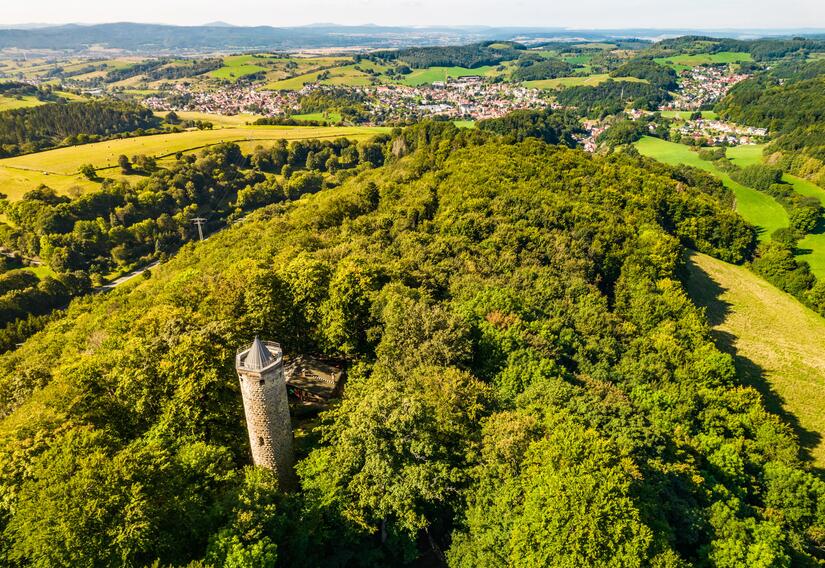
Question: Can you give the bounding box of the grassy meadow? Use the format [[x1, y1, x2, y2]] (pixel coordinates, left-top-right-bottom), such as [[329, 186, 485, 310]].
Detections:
[[685, 252, 825, 467], [727, 144, 825, 278], [524, 74, 645, 90], [635, 137, 788, 238], [655, 51, 753, 71], [0, 95, 47, 112], [659, 110, 719, 120]]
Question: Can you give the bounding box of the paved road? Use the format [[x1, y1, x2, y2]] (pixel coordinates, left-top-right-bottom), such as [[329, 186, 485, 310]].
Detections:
[[98, 261, 160, 292]]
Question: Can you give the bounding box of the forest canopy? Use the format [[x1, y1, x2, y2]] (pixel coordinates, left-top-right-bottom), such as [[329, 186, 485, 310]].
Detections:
[[1, 123, 821, 567]]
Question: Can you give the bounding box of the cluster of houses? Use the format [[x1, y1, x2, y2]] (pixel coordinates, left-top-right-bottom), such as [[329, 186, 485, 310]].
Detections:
[[364, 77, 549, 122], [661, 65, 750, 111], [143, 83, 303, 116], [678, 118, 768, 145], [142, 76, 549, 124]]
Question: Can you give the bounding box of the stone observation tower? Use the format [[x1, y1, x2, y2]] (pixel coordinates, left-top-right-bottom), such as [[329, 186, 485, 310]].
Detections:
[[235, 337, 296, 489]]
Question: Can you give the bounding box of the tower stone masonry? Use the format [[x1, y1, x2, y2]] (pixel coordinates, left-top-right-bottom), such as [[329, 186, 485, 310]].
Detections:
[[235, 337, 297, 490]]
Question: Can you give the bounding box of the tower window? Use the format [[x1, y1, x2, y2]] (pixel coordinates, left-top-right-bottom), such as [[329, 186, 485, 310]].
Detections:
[[259, 379, 265, 386], [258, 436, 265, 446]]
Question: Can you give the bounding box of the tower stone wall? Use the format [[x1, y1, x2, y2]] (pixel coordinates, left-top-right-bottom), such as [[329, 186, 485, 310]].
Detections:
[[236, 338, 296, 490]]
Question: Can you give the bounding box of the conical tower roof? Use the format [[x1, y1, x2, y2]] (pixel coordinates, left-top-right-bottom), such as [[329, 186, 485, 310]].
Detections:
[[244, 336, 273, 370]]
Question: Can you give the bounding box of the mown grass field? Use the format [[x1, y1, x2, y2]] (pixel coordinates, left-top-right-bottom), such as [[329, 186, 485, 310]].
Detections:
[[290, 111, 343, 123], [398, 65, 498, 86], [0, 125, 388, 200], [635, 137, 788, 238], [524, 74, 645, 90], [727, 144, 765, 167], [0, 95, 47, 111], [685, 251, 825, 467], [154, 111, 264, 127], [727, 144, 825, 278], [655, 51, 753, 71], [659, 110, 719, 120]]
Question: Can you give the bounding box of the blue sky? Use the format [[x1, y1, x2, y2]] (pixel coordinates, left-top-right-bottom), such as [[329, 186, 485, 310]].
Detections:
[[4, 0, 824, 29]]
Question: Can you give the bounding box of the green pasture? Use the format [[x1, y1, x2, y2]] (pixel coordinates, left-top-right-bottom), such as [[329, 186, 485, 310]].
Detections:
[[524, 74, 644, 90], [659, 110, 719, 120], [290, 112, 343, 123], [398, 66, 497, 86], [0, 96, 46, 111], [727, 143, 765, 167], [635, 136, 788, 239], [654, 51, 753, 71]]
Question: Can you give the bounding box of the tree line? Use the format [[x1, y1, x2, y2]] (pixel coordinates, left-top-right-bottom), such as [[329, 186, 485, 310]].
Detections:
[[0, 100, 159, 157]]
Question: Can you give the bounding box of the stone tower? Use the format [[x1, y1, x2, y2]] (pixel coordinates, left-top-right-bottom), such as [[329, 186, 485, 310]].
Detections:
[[235, 337, 296, 490]]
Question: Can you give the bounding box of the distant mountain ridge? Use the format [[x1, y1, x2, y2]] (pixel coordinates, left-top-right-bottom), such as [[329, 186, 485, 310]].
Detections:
[[0, 22, 823, 54]]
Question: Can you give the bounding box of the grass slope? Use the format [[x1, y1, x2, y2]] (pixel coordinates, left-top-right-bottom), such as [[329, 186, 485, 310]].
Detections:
[[0, 95, 47, 111], [524, 74, 645, 90], [685, 251, 825, 467], [660, 110, 719, 120], [727, 144, 825, 278], [635, 137, 788, 239], [0, 125, 387, 200], [655, 52, 753, 72]]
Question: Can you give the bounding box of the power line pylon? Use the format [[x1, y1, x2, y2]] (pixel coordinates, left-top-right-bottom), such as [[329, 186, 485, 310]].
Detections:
[[191, 217, 207, 241]]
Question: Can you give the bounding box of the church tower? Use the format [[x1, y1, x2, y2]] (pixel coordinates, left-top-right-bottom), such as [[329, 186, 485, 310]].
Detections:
[[235, 337, 296, 490]]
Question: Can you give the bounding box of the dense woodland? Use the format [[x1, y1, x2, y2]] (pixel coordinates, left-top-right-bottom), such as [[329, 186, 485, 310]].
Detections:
[[1, 32, 825, 568], [0, 101, 158, 156], [0, 123, 822, 567], [611, 58, 679, 91], [555, 80, 671, 117], [371, 42, 525, 69], [510, 56, 576, 82], [715, 61, 825, 133]]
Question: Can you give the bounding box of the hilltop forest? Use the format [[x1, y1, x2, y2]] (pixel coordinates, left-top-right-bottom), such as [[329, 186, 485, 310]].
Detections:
[[0, 123, 823, 567]]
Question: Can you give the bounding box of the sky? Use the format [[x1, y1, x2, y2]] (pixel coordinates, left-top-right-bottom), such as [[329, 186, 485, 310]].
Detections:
[[3, 0, 825, 30]]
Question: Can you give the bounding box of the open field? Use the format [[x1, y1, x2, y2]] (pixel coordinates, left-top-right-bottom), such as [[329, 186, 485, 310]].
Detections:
[[0, 95, 47, 111], [524, 74, 644, 90], [786, 175, 825, 278], [660, 110, 719, 120], [154, 111, 264, 127], [727, 143, 765, 167], [635, 137, 788, 238], [0, 125, 388, 200], [727, 145, 825, 277], [290, 111, 342, 123], [267, 64, 375, 90], [685, 251, 825, 467], [399, 65, 498, 86], [655, 52, 753, 71]]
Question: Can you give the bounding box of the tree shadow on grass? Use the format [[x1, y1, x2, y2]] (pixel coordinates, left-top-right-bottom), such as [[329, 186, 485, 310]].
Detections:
[[683, 252, 823, 471]]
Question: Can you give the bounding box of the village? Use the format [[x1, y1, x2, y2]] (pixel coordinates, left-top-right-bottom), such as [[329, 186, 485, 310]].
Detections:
[[661, 64, 750, 111], [143, 76, 550, 124]]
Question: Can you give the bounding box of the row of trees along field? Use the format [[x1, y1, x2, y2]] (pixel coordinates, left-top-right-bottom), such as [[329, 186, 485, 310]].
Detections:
[[1, 122, 823, 567], [0, 100, 159, 157]]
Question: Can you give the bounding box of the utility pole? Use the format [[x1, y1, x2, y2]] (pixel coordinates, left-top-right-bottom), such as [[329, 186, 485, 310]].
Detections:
[[191, 217, 207, 241]]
